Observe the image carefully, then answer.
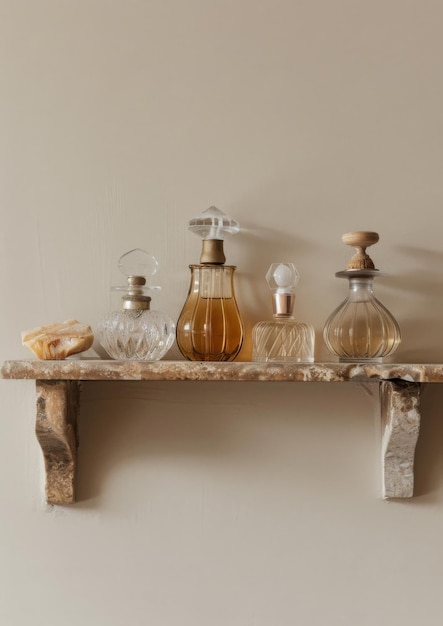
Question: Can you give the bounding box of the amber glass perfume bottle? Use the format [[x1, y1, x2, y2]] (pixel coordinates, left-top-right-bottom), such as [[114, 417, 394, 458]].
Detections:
[[176, 206, 244, 361], [252, 263, 315, 363], [323, 231, 401, 362], [98, 249, 175, 360]]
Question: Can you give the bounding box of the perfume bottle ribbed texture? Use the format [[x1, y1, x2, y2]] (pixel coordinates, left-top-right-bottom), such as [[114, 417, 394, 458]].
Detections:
[[98, 249, 175, 360], [323, 231, 401, 362], [176, 206, 244, 361], [252, 263, 315, 363]]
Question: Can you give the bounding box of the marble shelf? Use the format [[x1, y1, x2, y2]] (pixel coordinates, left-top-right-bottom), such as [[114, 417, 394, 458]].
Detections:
[[2, 359, 438, 504]]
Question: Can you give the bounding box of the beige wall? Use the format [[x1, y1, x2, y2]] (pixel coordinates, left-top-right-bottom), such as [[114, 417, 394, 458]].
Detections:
[[2, 1, 443, 624]]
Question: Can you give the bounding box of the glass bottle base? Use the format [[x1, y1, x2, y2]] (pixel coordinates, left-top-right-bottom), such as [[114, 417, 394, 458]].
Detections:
[[338, 357, 382, 363], [253, 356, 315, 364], [252, 319, 315, 364]]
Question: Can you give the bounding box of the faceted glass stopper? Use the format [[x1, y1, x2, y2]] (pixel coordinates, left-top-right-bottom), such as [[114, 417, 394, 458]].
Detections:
[[118, 248, 159, 280], [266, 263, 300, 294], [188, 206, 240, 240], [113, 249, 161, 293], [111, 249, 161, 312]]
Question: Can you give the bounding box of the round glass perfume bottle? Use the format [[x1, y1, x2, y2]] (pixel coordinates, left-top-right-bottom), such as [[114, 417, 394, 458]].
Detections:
[[176, 206, 244, 361], [252, 263, 315, 363], [323, 232, 401, 362], [98, 249, 175, 360]]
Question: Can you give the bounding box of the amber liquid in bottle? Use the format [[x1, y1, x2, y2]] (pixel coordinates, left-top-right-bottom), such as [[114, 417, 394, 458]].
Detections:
[[176, 265, 243, 361]]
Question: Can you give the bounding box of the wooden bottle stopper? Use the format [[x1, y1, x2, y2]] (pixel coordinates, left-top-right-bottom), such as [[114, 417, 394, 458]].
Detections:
[[342, 231, 379, 270]]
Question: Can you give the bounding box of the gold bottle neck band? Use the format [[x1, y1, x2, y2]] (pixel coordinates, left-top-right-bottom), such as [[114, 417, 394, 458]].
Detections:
[[272, 293, 295, 317], [200, 239, 226, 264]]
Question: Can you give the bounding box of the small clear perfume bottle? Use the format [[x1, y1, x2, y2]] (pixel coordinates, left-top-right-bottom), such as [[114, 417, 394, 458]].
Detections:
[[176, 206, 244, 362], [323, 231, 401, 362], [252, 263, 315, 363], [98, 248, 175, 360]]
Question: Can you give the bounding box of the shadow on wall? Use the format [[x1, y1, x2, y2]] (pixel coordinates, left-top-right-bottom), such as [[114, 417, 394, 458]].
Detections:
[[391, 246, 443, 297], [75, 380, 379, 507], [413, 384, 443, 499], [73, 379, 443, 507], [382, 245, 443, 362]]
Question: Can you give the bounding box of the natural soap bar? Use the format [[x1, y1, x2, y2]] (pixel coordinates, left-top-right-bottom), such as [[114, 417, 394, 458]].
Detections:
[[22, 319, 94, 360]]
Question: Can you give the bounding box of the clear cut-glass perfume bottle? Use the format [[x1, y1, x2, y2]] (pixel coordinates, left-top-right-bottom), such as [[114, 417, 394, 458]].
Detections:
[[176, 206, 244, 361], [98, 248, 175, 360], [323, 231, 401, 362], [252, 263, 315, 363]]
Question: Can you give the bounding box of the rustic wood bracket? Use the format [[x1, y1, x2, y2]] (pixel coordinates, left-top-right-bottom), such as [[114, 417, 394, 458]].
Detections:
[[380, 380, 421, 499], [35, 380, 80, 504]]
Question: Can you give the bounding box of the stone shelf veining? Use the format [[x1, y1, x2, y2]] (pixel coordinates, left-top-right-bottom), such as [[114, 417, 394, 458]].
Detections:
[[3, 359, 443, 382], [2, 359, 440, 505]]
